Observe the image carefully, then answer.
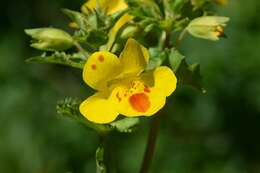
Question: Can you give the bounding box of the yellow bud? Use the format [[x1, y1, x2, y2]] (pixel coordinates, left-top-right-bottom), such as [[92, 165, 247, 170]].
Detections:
[[25, 28, 74, 51], [186, 16, 229, 41]]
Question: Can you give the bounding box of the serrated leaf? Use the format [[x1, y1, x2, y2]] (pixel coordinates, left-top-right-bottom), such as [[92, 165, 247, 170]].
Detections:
[[56, 97, 140, 133], [169, 49, 205, 92], [56, 97, 112, 133], [26, 52, 85, 69]]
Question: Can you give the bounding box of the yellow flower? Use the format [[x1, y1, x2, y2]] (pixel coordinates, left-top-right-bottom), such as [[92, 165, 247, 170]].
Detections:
[[81, 0, 128, 15], [76, 0, 133, 50], [80, 38, 177, 124], [186, 16, 229, 41]]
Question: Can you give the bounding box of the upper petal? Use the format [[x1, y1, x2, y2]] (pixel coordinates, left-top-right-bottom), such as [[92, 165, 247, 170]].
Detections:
[[80, 92, 119, 124], [83, 51, 120, 91], [118, 38, 149, 77]]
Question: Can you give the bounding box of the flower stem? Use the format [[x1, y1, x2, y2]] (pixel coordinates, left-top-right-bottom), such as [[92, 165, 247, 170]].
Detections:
[[139, 115, 160, 173], [176, 29, 187, 49]]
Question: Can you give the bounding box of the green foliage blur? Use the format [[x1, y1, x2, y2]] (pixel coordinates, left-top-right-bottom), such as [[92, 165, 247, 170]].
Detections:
[[1, 0, 260, 172]]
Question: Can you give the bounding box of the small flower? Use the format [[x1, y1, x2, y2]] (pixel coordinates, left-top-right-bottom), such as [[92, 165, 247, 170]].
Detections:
[[25, 28, 74, 51], [186, 16, 230, 41], [81, 0, 134, 50], [71, 0, 133, 49], [81, 0, 128, 15], [80, 38, 177, 124]]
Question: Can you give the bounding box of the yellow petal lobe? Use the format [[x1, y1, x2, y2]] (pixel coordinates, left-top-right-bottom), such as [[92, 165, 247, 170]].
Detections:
[[80, 93, 119, 124], [153, 66, 177, 96], [83, 51, 120, 91], [105, 14, 134, 50], [119, 38, 148, 77]]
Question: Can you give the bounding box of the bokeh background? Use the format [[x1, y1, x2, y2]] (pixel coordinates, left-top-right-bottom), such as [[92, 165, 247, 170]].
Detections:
[[1, 0, 260, 172]]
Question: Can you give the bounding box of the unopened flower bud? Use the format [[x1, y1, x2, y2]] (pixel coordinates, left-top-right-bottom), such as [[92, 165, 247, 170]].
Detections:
[[119, 25, 139, 39], [186, 16, 229, 41], [25, 28, 74, 51]]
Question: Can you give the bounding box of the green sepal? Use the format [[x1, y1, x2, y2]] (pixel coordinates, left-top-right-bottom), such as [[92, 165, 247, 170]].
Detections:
[[62, 8, 90, 30], [169, 48, 205, 92]]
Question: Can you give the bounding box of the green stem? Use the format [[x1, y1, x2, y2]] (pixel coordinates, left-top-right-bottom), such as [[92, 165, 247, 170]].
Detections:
[[139, 116, 161, 173], [176, 29, 187, 49]]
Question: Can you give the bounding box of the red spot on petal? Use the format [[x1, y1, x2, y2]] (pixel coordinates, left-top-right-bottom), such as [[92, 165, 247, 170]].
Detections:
[[98, 55, 104, 62], [144, 85, 150, 93], [116, 92, 122, 102], [129, 93, 150, 112], [91, 64, 97, 70]]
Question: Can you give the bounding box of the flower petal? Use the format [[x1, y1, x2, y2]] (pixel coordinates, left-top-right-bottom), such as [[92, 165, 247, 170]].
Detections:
[[81, 0, 128, 15], [109, 81, 166, 117], [119, 38, 149, 77], [105, 14, 134, 50], [152, 66, 177, 96], [80, 92, 119, 124], [83, 51, 120, 91]]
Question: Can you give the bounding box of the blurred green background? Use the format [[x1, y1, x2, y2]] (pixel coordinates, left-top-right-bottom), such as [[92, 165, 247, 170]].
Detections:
[[1, 0, 260, 172]]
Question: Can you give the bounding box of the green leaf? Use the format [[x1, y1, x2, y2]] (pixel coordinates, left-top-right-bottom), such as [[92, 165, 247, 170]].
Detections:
[[26, 52, 86, 69], [111, 117, 140, 133], [168, 48, 185, 72], [169, 49, 205, 92], [147, 47, 167, 70], [126, 0, 162, 19], [96, 147, 107, 173], [56, 97, 140, 133], [56, 97, 112, 134]]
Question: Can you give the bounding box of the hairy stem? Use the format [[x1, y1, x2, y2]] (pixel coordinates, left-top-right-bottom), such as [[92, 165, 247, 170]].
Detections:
[[139, 116, 160, 173]]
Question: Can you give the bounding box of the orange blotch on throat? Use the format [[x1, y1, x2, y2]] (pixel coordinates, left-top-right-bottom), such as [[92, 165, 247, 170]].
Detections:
[[144, 85, 150, 93], [91, 64, 97, 70], [98, 55, 104, 62], [129, 93, 150, 112]]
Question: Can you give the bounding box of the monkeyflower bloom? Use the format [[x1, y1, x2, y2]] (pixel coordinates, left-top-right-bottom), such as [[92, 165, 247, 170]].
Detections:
[[186, 16, 229, 41], [80, 39, 177, 123]]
